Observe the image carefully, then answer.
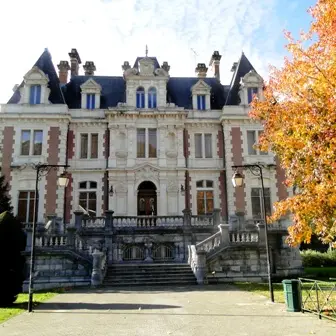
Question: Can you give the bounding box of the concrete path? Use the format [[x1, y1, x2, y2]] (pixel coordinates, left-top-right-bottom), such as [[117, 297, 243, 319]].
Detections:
[[1, 285, 336, 336]]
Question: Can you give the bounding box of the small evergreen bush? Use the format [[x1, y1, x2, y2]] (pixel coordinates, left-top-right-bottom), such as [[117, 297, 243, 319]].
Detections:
[[0, 211, 26, 306], [300, 249, 336, 267]]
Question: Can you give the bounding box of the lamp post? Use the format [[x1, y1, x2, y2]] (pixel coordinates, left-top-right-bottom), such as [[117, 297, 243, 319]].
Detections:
[[231, 163, 275, 303], [27, 164, 69, 312]]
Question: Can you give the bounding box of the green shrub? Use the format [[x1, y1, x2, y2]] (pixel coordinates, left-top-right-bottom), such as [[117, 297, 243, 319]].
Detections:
[[300, 249, 336, 267]]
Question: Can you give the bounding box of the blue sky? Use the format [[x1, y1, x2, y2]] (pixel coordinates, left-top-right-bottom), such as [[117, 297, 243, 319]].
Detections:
[[0, 0, 317, 103]]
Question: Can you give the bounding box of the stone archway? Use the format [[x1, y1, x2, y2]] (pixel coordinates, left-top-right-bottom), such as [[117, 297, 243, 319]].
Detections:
[[137, 181, 157, 216]]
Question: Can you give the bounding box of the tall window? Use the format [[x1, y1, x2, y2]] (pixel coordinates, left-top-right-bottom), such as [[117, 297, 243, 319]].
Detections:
[[136, 87, 145, 108], [17, 191, 37, 223], [251, 187, 271, 218], [137, 128, 157, 158], [86, 94, 96, 109], [29, 85, 41, 104], [197, 95, 206, 110], [79, 181, 97, 216], [196, 180, 214, 215], [247, 87, 258, 104], [194, 133, 212, 158], [20, 130, 43, 155], [148, 87, 157, 108], [247, 130, 268, 155], [80, 133, 98, 159]]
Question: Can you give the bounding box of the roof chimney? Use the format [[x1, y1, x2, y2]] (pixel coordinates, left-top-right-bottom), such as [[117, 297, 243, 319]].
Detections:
[[209, 51, 222, 81], [57, 60, 70, 84], [83, 61, 96, 76], [231, 62, 238, 72], [195, 63, 208, 78], [68, 48, 81, 77]]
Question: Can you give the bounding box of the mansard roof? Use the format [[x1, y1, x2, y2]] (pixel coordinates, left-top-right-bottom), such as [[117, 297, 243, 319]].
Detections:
[[225, 52, 256, 105], [7, 49, 65, 104]]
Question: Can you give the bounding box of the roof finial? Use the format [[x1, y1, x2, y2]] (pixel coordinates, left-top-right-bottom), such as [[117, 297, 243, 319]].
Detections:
[[145, 45, 148, 57]]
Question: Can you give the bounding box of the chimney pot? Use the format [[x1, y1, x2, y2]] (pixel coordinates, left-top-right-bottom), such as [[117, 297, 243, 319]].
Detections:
[[161, 61, 170, 73], [122, 61, 130, 72], [83, 61, 96, 76], [195, 63, 208, 78], [57, 60, 70, 84], [231, 62, 238, 72], [68, 48, 81, 77], [209, 51, 222, 81]]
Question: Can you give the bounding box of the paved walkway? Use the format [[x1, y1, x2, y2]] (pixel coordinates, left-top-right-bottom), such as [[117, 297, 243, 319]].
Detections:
[[1, 285, 336, 336]]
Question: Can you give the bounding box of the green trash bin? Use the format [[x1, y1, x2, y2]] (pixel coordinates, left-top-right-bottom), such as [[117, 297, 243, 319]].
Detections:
[[282, 279, 302, 312]]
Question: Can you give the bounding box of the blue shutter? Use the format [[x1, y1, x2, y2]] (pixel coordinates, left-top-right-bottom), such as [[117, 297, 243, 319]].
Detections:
[[248, 89, 253, 104], [153, 93, 157, 108], [136, 93, 140, 108], [91, 94, 95, 109], [148, 93, 152, 108], [29, 85, 41, 104], [197, 95, 201, 110], [36, 85, 41, 104], [29, 86, 35, 104], [141, 93, 145, 108], [201, 95, 205, 110], [86, 94, 90, 109]]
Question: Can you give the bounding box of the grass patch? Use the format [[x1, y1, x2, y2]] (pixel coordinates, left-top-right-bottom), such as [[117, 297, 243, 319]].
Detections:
[[234, 282, 285, 303], [0, 289, 64, 324]]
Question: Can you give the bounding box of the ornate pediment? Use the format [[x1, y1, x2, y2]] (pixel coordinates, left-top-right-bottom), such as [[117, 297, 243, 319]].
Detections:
[[134, 164, 159, 181], [191, 79, 211, 94], [80, 78, 102, 93], [23, 66, 49, 85], [138, 58, 155, 76], [241, 70, 263, 86]]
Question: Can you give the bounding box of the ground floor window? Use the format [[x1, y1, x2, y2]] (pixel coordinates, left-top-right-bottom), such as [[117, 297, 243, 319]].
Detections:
[[17, 191, 37, 223], [79, 181, 97, 216], [196, 180, 214, 215], [251, 187, 271, 218]]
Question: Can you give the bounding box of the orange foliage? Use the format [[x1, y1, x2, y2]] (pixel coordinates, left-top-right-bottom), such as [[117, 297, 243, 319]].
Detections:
[[250, 0, 336, 246]]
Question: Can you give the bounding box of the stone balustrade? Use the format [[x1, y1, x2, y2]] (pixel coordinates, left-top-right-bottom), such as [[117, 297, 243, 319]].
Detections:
[[196, 232, 221, 252], [82, 217, 106, 228], [230, 231, 259, 243], [35, 235, 67, 248]]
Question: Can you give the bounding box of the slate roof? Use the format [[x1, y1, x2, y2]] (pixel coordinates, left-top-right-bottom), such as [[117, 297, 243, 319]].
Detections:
[[225, 52, 256, 105], [7, 49, 65, 104]]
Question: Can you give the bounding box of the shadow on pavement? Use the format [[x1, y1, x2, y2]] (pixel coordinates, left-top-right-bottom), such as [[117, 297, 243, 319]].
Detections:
[[36, 302, 181, 310]]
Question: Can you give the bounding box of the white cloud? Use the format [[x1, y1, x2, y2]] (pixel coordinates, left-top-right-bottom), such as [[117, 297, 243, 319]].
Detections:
[[0, 0, 284, 103]]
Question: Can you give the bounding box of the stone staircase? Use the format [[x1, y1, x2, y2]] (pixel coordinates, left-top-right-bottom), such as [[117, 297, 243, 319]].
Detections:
[[103, 263, 198, 287]]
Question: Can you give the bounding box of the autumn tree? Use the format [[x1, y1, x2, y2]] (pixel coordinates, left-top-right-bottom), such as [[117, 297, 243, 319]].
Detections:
[[250, 0, 336, 246]]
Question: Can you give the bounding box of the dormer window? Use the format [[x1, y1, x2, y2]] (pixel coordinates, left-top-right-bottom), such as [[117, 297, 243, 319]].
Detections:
[[86, 93, 96, 109], [197, 95, 206, 110], [136, 87, 145, 108], [247, 87, 258, 104], [29, 85, 41, 104], [148, 87, 157, 108]]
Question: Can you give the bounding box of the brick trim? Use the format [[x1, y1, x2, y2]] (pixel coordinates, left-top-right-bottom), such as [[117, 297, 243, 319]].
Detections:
[[64, 174, 73, 223], [67, 130, 75, 159], [218, 171, 228, 219], [217, 129, 224, 158]]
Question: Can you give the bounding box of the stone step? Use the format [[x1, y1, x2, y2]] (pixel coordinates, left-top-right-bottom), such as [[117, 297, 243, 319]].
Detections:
[[106, 269, 194, 275], [105, 274, 196, 281], [104, 279, 197, 286]]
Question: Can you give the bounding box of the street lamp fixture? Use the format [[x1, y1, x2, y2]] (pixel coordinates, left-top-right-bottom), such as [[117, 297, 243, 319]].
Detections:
[[231, 163, 275, 303], [28, 163, 69, 312]]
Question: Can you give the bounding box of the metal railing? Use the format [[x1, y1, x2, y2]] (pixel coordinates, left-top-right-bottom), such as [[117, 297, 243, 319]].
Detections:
[[299, 278, 336, 321]]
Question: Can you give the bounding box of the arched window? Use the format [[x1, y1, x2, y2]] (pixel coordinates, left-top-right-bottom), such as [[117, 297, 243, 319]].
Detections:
[[78, 181, 97, 216], [148, 87, 157, 108], [136, 87, 145, 108], [196, 180, 214, 215]]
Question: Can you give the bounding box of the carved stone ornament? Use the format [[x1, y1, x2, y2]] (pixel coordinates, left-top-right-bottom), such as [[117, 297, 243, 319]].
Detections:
[[166, 150, 177, 158], [135, 165, 159, 182], [167, 179, 179, 193], [124, 68, 139, 77], [115, 182, 128, 193], [154, 68, 169, 77], [115, 150, 128, 158], [139, 58, 155, 76]]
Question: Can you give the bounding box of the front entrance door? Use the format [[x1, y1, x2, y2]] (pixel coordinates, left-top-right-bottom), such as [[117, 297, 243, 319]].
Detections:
[[137, 181, 157, 216]]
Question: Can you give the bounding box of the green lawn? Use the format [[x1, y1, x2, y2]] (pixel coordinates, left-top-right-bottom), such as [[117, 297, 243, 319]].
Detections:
[[0, 290, 63, 324]]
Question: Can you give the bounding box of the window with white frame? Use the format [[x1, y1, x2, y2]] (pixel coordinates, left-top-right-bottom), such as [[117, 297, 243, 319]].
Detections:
[[197, 95, 206, 110], [136, 87, 145, 108], [194, 133, 212, 158], [148, 87, 157, 108], [17, 191, 38, 223], [79, 181, 97, 216], [196, 180, 214, 215], [20, 130, 43, 156], [80, 133, 98, 159], [247, 87, 258, 104], [251, 187, 271, 218], [86, 93, 96, 109], [137, 128, 157, 158], [247, 130, 268, 155], [29, 85, 41, 104]]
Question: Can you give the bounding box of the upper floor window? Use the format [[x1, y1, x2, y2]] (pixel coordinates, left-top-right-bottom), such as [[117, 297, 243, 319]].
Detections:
[[17, 191, 37, 223], [251, 187, 271, 218], [86, 93, 96, 109], [136, 87, 145, 108], [21, 130, 43, 156], [79, 181, 97, 216], [80, 133, 98, 159], [29, 85, 41, 104], [195, 133, 212, 158], [247, 87, 258, 104], [148, 87, 157, 108], [197, 95, 206, 110], [137, 128, 157, 158], [247, 130, 268, 155], [196, 180, 214, 215]]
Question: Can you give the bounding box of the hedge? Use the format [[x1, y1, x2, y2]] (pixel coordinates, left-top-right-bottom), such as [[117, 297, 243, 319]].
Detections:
[[300, 249, 336, 267]]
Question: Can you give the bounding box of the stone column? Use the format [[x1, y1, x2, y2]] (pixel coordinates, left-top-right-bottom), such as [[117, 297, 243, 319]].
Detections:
[[218, 224, 230, 245], [74, 210, 84, 230], [91, 249, 104, 287], [195, 250, 207, 284], [183, 208, 192, 226], [25, 226, 33, 252], [212, 208, 221, 226], [257, 223, 266, 245], [105, 210, 114, 231], [66, 227, 77, 249]]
